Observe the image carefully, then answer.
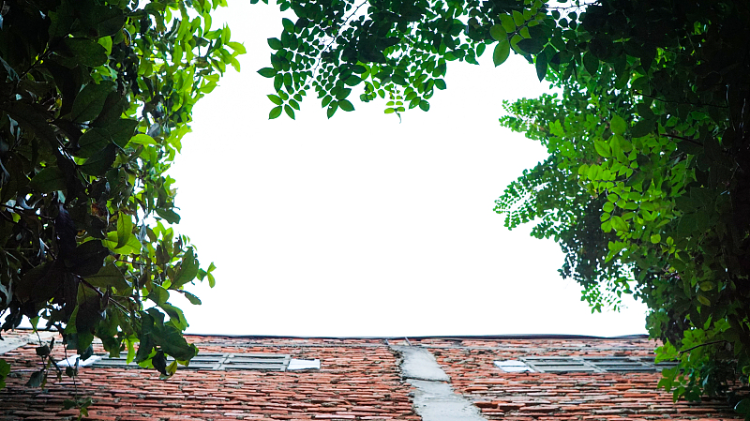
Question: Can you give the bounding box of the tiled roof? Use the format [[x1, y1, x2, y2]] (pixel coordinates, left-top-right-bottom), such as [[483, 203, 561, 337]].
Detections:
[[419, 338, 742, 420], [0, 332, 744, 421]]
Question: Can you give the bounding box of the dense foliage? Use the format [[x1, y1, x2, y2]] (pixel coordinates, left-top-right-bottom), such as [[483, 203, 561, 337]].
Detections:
[[0, 0, 241, 407], [260, 0, 750, 415]]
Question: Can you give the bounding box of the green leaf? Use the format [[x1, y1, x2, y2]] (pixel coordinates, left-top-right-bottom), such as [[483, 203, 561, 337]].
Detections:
[[104, 231, 142, 255], [269, 106, 282, 119], [327, 103, 338, 119], [493, 40, 510, 67], [70, 81, 115, 123], [258, 67, 277, 78], [87, 6, 125, 36], [0, 359, 6, 388], [105, 119, 138, 147], [148, 285, 170, 305], [274, 74, 283, 91], [78, 119, 138, 156], [282, 18, 295, 33], [517, 39, 543, 54], [419, 100, 430, 112], [489, 25, 507, 42], [98, 36, 113, 55], [181, 291, 202, 305], [79, 143, 116, 176], [650, 233, 661, 244], [226, 41, 246, 54], [610, 215, 628, 232], [535, 53, 547, 82], [284, 104, 295, 119], [267, 38, 283, 50], [156, 208, 181, 224], [512, 10, 525, 26], [583, 52, 599, 74], [63, 38, 108, 67], [36, 345, 50, 357], [76, 129, 110, 158], [25, 370, 45, 388], [84, 263, 129, 290], [610, 115, 627, 135], [594, 139, 612, 157], [129, 133, 157, 146], [267, 94, 283, 105], [338, 99, 354, 112], [699, 281, 715, 291], [631, 119, 654, 138], [208, 273, 216, 288], [29, 166, 66, 193], [434, 79, 447, 90], [697, 294, 711, 306], [156, 324, 196, 361], [0, 359, 9, 377], [734, 398, 750, 416], [344, 75, 362, 86], [173, 248, 199, 288], [116, 212, 133, 249], [335, 88, 351, 100], [499, 14, 516, 33], [69, 241, 108, 277]]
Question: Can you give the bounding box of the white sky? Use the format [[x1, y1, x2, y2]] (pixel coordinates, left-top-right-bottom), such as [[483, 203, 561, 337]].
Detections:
[[168, 1, 649, 337]]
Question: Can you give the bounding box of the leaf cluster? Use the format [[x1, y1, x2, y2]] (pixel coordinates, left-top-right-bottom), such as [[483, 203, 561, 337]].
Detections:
[[494, 0, 750, 415], [258, 0, 750, 416], [0, 0, 237, 396]]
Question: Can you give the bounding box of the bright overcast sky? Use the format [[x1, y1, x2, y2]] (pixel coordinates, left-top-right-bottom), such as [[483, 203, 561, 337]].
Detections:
[[167, 1, 649, 337]]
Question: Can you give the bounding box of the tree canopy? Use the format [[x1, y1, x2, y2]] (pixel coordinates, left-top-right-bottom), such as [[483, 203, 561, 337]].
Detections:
[[258, 0, 750, 416], [0, 0, 242, 411]]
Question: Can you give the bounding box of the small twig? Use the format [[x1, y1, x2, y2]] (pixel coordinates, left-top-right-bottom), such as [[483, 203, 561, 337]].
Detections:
[[311, 0, 368, 77], [634, 90, 729, 109], [78, 274, 133, 314], [680, 340, 726, 354], [660, 133, 703, 146], [108, 296, 132, 315], [63, 346, 81, 407], [6, 207, 54, 221], [18, 48, 51, 80]]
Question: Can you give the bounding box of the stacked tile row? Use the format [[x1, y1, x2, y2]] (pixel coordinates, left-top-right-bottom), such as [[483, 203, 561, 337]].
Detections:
[[0, 336, 417, 421], [422, 338, 743, 421]]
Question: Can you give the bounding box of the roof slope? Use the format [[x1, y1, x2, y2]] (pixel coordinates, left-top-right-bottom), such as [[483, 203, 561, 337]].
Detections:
[[0, 333, 744, 421], [415, 338, 742, 420]]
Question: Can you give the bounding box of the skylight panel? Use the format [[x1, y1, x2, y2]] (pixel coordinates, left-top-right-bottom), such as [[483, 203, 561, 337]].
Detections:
[[494, 356, 677, 373], [84, 352, 316, 372], [494, 360, 534, 372]]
